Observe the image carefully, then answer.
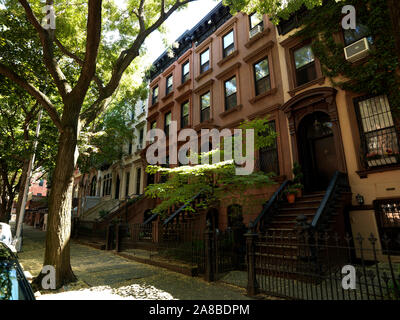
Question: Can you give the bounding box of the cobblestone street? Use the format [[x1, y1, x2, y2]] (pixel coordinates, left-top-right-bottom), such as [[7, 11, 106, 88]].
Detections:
[[18, 225, 252, 300]]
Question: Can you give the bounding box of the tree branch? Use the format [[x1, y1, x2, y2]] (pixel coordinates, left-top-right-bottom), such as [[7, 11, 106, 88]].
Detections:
[[81, 0, 196, 125], [55, 38, 105, 92], [69, 0, 103, 102], [0, 63, 63, 131], [18, 0, 71, 98]]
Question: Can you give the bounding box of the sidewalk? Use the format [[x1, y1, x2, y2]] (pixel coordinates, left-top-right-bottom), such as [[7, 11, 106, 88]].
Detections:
[[18, 225, 252, 300]]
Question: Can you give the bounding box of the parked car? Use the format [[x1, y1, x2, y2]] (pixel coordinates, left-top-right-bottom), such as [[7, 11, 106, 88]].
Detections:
[[0, 242, 36, 300], [0, 223, 17, 253]]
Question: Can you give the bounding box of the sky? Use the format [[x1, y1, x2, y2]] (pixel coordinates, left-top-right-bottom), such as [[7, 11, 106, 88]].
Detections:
[[142, 0, 219, 64]]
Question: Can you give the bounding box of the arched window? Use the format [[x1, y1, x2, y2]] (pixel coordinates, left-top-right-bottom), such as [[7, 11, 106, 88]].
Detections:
[[90, 176, 97, 196]]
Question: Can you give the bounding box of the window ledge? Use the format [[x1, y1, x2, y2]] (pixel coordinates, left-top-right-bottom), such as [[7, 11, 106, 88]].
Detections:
[[249, 87, 278, 104], [219, 104, 243, 118], [356, 164, 400, 179], [177, 78, 191, 91], [148, 102, 159, 111], [195, 68, 213, 82], [194, 119, 219, 131], [245, 28, 271, 49], [161, 91, 174, 102], [217, 50, 239, 68], [288, 76, 325, 97]]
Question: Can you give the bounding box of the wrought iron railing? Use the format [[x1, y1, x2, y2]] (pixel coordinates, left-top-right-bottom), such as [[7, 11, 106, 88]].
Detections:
[[162, 189, 206, 226], [96, 193, 145, 223], [252, 180, 290, 233], [310, 171, 351, 232]]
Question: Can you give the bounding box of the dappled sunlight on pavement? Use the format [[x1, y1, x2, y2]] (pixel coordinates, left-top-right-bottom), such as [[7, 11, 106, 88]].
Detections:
[[38, 284, 176, 300], [19, 225, 251, 300]]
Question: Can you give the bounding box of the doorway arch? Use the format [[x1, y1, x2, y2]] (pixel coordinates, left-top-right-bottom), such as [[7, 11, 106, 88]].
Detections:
[[297, 112, 338, 191], [280, 87, 347, 191]]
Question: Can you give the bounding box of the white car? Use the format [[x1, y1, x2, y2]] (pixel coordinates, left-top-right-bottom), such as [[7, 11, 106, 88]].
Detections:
[[0, 223, 17, 253]]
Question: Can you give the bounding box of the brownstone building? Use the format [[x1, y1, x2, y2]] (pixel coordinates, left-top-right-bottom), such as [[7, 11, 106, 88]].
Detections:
[[141, 2, 399, 255]]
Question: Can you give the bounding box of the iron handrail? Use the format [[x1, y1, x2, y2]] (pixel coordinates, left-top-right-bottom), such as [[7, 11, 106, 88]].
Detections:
[[143, 213, 158, 225], [97, 193, 145, 222], [311, 171, 348, 229], [162, 189, 206, 226], [252, 180, 290, 232]]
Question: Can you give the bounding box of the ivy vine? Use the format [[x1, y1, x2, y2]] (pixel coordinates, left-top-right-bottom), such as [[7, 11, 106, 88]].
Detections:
[[295, 0, 400, 113]]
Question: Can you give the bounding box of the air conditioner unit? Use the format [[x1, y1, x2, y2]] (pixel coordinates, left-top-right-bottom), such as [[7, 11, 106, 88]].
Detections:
[[249, 25, 263, 38], [344, 37, 370, 63]]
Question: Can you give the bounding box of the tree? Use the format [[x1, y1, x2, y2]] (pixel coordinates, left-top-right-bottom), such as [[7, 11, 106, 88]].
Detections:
[[223, 0, 400, 62], [145, 118, 278, 217], [0, 0, 198, 288]]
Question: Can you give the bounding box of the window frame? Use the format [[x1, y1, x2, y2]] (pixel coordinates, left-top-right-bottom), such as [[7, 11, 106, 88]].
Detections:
[[258, 120, 279, 175], [164, 111, 171, 136], [222, 29, 235, 58], [152, 85, 159, 105], [253, 56, 271, 96], [354, 94, 400, 169], [200, 91, 211, 123], [200, 48, 210, 74], [181, 100, 189, 129], [224, 76, 238, 111], [292, 43, 317, 87], [166, 74, 173, 95], [249, 12, 264, 31], [182, 60, 190, 83]]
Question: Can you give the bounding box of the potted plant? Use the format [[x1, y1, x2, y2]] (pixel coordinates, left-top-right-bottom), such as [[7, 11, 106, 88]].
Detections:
[[284, 186, 298, 204], [292, 182, 304, 198], [292, 162, 304, 197]]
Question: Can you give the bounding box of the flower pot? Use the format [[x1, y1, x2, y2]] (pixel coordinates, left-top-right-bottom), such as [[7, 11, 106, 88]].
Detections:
[[286, 193, 296, 204]]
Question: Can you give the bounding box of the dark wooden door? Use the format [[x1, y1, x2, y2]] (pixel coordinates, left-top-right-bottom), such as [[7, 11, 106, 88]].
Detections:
[[298, 112, 338, 192]]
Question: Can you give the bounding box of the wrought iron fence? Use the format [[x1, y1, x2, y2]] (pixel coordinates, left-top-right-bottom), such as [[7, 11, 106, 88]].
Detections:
[[246, 230, 400, 300]]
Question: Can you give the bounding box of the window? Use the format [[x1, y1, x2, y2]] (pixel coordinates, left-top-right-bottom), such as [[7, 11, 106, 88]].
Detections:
[[259, 121, 279, 175], [344, 23, 371, 46], [90, 176, 97, 196], [222, 30, 235, 57], [181, 101, 189, 128], [164, 112, 171, 136], [200, 92, 211, 122], [152, 85, 158, 105], [102, 174, 112, 196], [249, 12, 263, 30], [182, 61, 190, 83], [125, 172, 130, 198], [200, 49, 210, 73], [166, 74, 173, 94], [149, 120, 157, 142], [38, 180, 44, 187], [139, 127, 144, 146], [253, 57, 271, 96], [293, 44, 317, 87], [374, 198, 400, 252], [224, 76, 237, 111], [136, 168, 141, 194], [128, 142, 133, 154], [355, 95, 399, 168]]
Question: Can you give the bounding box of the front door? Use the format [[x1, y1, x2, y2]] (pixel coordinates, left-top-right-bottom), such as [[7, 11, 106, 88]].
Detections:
[[297, 112, 338, 192]]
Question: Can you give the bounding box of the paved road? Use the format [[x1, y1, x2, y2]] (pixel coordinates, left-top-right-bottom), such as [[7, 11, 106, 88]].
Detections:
[[18, 225, 252, 300]]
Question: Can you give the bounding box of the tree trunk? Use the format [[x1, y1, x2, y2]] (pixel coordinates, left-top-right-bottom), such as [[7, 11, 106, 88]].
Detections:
[[387, 0, 400, 63], [34, 118, 79, 288], [14, 159, 30, 231]]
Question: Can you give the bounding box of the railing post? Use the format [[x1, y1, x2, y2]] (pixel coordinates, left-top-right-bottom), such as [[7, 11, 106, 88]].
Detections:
[[204, 222, 214, 282], [245, 222, 258, 296]]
